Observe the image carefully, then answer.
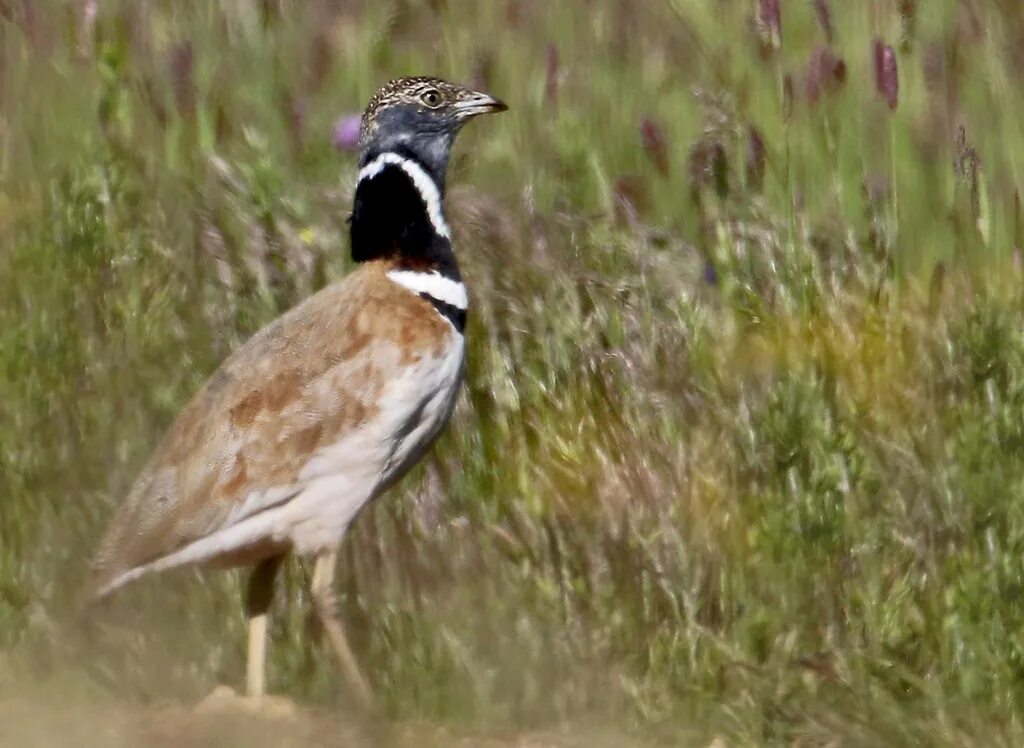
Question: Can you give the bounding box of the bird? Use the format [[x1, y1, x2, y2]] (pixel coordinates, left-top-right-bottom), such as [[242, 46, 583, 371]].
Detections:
[[85, 76, 507, 710]]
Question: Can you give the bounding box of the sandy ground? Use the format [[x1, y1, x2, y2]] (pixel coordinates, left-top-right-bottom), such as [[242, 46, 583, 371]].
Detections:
[[0, 688, 667, 748]]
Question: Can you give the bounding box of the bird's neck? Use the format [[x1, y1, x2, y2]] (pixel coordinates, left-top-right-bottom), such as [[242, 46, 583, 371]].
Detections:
[[350, 147, 459, 279], [349, 147, 467, 331]]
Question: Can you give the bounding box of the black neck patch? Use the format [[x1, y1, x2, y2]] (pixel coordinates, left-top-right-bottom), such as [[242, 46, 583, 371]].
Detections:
[[349, 150, 459, 281], [421, 293, 467, 333]]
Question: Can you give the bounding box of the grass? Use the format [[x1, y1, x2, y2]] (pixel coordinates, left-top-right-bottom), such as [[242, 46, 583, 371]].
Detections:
[[1, 0, 1024, 744]]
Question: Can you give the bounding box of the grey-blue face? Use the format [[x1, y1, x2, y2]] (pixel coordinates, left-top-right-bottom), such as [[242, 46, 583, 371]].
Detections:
[[358, 77, 507, 186]]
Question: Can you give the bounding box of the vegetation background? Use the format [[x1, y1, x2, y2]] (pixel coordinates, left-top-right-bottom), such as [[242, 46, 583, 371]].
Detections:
[[1, 0, 1023, 745]]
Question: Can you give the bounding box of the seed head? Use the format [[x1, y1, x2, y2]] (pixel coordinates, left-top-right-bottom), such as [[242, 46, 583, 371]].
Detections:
[[873, 39, 899, 110], [545, 44, 560, 105], [759, 0, 782, 52], [805, 46, 846, 105], [168, 42, 195, 118], [689, 138, 729, 199], [811, 0, 834, 44], [782, 72, 794, 120], [640, 118, 670, 177], [746, 126, 766, 192]]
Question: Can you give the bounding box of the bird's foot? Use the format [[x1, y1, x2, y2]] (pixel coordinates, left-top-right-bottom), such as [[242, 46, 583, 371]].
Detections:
[[195, 685, 300, 720]]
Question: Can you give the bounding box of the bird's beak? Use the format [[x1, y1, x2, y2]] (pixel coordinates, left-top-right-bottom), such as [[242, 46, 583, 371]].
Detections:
[[453, 91, 509, 120]]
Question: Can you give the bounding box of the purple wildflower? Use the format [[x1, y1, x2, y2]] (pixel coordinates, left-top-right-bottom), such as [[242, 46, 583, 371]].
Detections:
[[703, 261, 719, 286], [332, 114, 362, 152]]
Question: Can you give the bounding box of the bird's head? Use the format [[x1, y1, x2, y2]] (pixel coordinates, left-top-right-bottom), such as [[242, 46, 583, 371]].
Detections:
[[358, 77, 507, 187]]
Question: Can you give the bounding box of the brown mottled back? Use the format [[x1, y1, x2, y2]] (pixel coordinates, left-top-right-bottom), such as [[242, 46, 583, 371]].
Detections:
[[90, 260, 453, 595]]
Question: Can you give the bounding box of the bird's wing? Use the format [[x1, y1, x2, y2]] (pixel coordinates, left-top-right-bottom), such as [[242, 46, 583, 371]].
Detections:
[[89, 262, 450, 598]]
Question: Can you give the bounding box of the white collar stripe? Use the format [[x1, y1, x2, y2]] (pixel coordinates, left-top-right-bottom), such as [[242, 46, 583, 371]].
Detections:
[[357, 153, 451, 239], [386, 269, 468, 310]]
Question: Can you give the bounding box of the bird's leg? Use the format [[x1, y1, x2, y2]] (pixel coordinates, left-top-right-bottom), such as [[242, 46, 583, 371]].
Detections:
[[245, 554, 283, 699], [196, 555, 296, 718], [310, 549, 375, 711]]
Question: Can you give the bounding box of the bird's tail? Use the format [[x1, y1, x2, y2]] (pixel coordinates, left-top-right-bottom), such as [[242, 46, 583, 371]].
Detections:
[[74, 561, 122, 619]]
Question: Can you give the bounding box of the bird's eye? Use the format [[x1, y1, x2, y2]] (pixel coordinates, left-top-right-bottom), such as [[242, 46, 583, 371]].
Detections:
[[420, 89, 443, 108]]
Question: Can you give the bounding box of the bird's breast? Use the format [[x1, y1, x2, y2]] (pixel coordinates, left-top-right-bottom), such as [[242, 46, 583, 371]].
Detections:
[[285, 328, 465, 552], [297, 329, 464, 481]]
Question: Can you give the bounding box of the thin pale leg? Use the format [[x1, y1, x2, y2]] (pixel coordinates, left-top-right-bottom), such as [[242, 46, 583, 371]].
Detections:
[[247, 616, 268, 697], [245, 555, 283, 698], [311, 549, 375, 710]]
